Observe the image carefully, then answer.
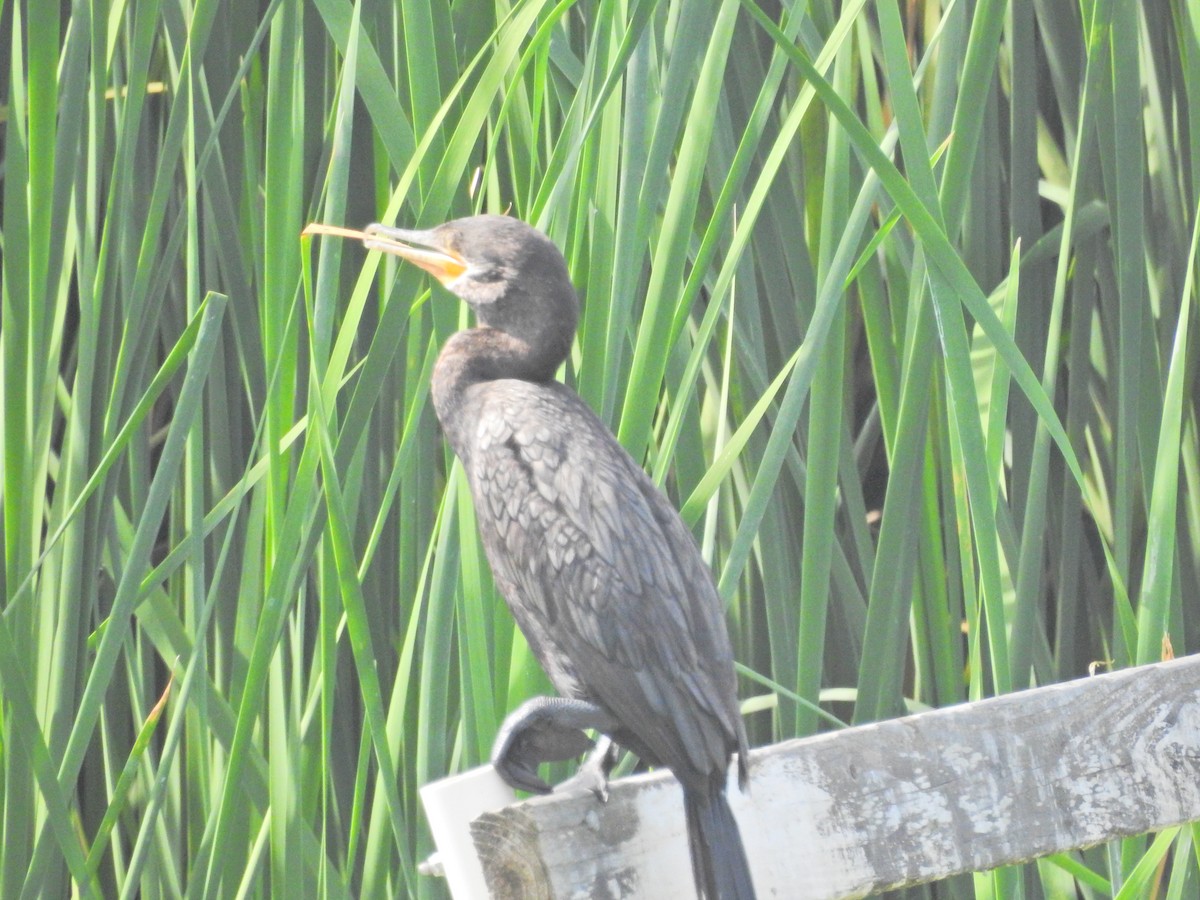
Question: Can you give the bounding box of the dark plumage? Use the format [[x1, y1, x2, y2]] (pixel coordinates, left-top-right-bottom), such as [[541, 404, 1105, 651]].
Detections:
[[365, 214, 755, 899]]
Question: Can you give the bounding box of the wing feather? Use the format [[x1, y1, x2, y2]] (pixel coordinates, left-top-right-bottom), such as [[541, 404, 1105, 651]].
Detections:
[[465, 379, 744, 784]]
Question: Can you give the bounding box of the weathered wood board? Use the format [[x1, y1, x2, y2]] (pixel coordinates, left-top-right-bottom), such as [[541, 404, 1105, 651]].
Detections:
[[459, 655, 1200, 898]]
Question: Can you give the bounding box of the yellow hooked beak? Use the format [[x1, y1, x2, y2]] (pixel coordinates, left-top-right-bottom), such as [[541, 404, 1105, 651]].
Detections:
[[363, 223, 468, 284]]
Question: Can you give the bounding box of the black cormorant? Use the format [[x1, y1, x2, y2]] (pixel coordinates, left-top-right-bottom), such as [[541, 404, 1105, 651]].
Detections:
[[365, 215, 755, 899]]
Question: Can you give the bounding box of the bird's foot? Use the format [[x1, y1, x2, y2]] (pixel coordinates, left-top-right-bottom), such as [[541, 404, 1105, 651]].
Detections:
[[491, 697, 617, 795], [554, 736, 618, 801]]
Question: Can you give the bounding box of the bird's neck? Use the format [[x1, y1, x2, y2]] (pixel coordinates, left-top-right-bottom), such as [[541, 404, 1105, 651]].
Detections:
[[431, 327, 569, 457]]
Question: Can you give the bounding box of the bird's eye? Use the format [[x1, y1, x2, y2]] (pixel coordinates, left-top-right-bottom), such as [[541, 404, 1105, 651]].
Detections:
[[470, 264, 507, 284]]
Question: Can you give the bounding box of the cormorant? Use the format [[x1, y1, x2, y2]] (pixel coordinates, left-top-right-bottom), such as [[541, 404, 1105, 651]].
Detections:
[[365, 215, 755, 899]]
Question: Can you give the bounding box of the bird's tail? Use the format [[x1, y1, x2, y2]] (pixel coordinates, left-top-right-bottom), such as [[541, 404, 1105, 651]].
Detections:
[[683, 779, 756, 899]]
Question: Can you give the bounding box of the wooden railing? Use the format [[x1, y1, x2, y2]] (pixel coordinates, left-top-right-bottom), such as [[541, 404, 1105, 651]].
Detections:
[[422, 655, 1200, 898]]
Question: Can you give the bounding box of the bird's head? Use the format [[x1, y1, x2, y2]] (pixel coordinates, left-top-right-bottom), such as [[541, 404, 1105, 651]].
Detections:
[[364, 215, 578, 356]]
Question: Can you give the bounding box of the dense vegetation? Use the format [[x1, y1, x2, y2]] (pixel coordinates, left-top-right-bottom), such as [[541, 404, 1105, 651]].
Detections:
[[1, 0, 1197, 896]]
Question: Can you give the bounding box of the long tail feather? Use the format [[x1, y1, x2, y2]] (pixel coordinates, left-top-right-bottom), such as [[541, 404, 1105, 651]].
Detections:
[[683, 780, 756, 899]]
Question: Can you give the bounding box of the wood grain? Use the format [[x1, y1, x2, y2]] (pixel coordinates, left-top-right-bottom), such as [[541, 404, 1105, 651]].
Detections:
[[468, 656, 1200, 898]]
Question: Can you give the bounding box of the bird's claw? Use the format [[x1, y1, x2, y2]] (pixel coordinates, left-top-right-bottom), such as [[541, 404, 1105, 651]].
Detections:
[[554, 737, 617, 801]]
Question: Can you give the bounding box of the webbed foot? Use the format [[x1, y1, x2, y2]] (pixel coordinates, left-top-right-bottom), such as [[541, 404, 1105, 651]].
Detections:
[[554, 736, 618, 801], [491, 697, 617, 794]]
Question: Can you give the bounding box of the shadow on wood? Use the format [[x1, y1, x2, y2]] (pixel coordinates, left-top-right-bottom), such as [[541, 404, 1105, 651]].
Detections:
[[422, 655, 1200, 898]]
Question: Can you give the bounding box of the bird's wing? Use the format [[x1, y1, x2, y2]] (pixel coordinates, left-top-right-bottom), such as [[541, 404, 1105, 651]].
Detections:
[[468, 380, 742, 783]]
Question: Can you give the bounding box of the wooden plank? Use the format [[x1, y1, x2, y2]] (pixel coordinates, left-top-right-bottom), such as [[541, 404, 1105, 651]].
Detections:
[[421, 766, 519, 898], [465, 655, 1200, 898]]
